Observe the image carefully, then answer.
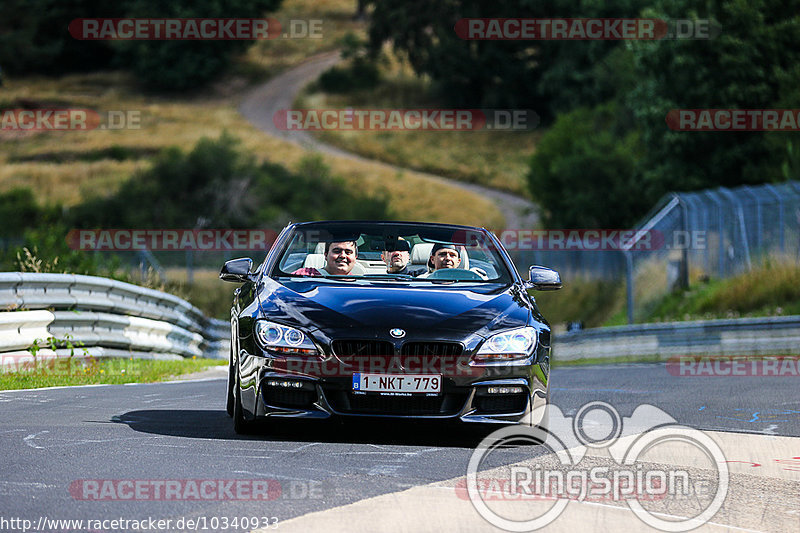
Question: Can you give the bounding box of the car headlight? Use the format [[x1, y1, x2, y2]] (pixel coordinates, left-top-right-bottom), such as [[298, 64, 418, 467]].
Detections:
[[473, 326, 537, 363], [255, 320, 318, 357]]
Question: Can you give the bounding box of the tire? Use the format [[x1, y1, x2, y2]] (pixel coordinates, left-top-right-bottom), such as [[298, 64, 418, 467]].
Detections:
[[225, 353, 235, 417], [525, 401, 550, 445], [233, 372, 258, 435]]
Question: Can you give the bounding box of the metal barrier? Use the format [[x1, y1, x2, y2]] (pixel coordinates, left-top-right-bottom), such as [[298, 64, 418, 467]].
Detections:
[[553, 315, 800, 361], [509, 181, 800, 323], [5, 273, 794, 369], [0, 273, 229, 368]]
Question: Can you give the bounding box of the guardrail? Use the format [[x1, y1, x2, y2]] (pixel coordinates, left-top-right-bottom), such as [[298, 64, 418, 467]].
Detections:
[[0, 273, 229, 368], [553, 315, 800, 361], [4, 271, 794, 368]]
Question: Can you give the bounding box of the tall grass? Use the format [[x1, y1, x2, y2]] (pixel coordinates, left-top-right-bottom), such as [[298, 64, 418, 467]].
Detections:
[[532, 277, 625, 329], [649, 258, 800, 321], [549, 257, 800, 328], [1, 72, 503, 227], [298, 50, 540, 197], [0, 357, 223, 390]]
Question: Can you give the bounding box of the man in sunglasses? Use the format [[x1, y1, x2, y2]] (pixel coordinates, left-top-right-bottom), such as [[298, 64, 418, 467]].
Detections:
[[381, 238, 424, 276]]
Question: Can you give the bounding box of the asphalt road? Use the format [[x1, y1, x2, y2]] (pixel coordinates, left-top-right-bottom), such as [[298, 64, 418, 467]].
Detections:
[[1, 364, 798, 532]]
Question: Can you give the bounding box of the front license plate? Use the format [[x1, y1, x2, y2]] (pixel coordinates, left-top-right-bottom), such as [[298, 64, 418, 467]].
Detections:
[[352, 373, 441, 394]]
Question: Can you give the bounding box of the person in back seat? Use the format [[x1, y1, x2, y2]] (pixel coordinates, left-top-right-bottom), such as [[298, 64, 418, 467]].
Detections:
[[381, 238, 425, 276], [292, 240, 358, 276]]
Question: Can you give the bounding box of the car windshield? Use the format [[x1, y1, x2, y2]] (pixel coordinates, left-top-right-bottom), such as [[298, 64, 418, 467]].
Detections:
[[271, 222, 514, 283]]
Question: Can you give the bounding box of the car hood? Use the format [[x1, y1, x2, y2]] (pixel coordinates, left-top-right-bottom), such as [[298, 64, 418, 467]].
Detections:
[[257, 280, 530, 338]]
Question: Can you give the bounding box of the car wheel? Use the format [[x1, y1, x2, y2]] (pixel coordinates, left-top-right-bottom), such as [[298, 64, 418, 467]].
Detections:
[[225, 352, 235, 417], [534, 403, 550, 442], [233, 372, 257, 435], [524, 401, 550, 445]]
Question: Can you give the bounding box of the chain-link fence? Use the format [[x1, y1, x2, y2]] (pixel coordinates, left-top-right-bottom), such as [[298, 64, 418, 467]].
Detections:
[[507, 181, 800, 323]]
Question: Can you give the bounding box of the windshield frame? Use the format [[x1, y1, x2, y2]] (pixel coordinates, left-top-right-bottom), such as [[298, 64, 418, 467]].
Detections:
[[264, 221, 518, 285]]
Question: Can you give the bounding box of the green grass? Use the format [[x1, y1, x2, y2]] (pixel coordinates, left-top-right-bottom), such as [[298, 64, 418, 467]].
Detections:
[[551, 354, 665, 367], [542, 259, 800, 330], [0, 357, 223, 390], [646, 260, 800, 322], [551, 353, 798, 367], [531, 277, 626, 329], [162, 267, 238, 320]]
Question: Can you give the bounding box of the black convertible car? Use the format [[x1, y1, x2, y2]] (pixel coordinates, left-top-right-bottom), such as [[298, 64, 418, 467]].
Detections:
[[220, 221, 561, 434]]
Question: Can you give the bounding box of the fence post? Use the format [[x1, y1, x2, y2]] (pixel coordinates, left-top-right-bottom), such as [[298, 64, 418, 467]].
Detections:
[[741, 186, 762, 252], [676, 193, 690, 289], [764, 183, 785, 253], [625, 250, 634, 325], [718, 187, 752, 272], [703, 190, 726, 277]]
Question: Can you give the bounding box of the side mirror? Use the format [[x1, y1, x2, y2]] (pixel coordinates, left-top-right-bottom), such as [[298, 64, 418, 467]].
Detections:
[[220, 258, 254, 283], [525, 265, 562, 291]]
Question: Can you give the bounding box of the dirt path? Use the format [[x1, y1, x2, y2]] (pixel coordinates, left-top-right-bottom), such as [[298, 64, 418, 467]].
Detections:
[[239, 51, 538, 230]]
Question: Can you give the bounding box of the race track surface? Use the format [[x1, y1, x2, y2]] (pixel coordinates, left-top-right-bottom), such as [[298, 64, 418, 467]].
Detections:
[[1, 364, 798, 532]]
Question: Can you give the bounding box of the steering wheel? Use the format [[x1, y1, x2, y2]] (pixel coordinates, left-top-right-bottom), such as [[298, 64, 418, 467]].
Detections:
[[426, 268, 483, 280]]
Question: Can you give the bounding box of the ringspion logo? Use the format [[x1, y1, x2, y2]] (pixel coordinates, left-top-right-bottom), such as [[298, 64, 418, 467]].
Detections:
[[466, 402, 729, 531]]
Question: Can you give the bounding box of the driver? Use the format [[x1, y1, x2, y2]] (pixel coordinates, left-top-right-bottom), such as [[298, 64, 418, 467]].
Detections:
[[429, 242, 461, 271], [418, 242, 489, 279], [292, 240, 358, 276], [417, 243, 462, 278]]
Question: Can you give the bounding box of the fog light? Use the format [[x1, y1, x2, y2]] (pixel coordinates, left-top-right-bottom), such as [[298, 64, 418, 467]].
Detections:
[[266, 379, 305, 389], [487, 386, 524, 394]]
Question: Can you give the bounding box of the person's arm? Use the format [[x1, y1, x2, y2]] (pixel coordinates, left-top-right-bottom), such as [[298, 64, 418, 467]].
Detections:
[[290, 267, 322, 276]]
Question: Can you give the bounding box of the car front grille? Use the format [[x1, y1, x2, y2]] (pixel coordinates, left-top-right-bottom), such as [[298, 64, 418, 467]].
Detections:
[[262, 387, 317, 409], [332, 340, 394, 357], [325, 390, 468, 416], [474, 393, 528, 414], [400, 342, 463, 357]]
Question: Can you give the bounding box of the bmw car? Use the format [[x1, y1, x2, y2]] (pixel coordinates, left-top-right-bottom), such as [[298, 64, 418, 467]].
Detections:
[[220, 221, 561, 434]]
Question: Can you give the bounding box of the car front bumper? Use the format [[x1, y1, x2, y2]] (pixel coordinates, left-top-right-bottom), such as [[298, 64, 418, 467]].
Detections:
[[238, 352, 549, 427]]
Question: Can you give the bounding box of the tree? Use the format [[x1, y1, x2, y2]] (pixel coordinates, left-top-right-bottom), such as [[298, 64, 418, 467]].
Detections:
[[113, 0, 282, 90], [366, 0, 648, 120], [0, 0, 120, 74], [528, 103, 646, 229], [627, 0, 800, 192], [0, 0, 282, 90]]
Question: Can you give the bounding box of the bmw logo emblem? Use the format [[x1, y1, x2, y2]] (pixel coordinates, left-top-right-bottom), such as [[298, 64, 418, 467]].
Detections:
[[390, 328, 406, 338]]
